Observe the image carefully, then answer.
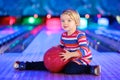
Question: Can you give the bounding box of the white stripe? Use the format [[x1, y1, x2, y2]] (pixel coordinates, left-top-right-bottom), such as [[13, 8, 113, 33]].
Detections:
[[79, 42, 87, 45], [84, 55, 92, 58], [83, 49, 88, 55], [79, 32, 85, 35], [62, 37, 77, 40], [65, 47, 80, 51], [81, 60, 87, 65]]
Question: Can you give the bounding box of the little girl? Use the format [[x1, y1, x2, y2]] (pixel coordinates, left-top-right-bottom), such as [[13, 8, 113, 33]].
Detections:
[[14, 9, 100, 76]]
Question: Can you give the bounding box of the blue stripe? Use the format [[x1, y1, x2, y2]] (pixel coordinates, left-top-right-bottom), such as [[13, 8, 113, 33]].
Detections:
[[77, 33, 85, 39], [79, 44, 88, 47], [62, 39, 78, 44], [76, 59, 86, 65], [88, 57, 92, 60], [79, 48, 85, 56]]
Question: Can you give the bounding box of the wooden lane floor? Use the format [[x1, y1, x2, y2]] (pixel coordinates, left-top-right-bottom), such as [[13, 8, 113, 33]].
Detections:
[[0, 28, 120, 80]]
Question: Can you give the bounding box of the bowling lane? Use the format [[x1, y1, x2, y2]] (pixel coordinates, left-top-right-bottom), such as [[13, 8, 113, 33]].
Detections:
[[0, 27, 16, 39], [95, 29, 120, 42], [87, 37, 114, 52], [2, 25, 43, 53], [0, 25, 31, 53], [0, 25, 28, 40], [23, 28, 63, 57], [85, 29, 120, 53]]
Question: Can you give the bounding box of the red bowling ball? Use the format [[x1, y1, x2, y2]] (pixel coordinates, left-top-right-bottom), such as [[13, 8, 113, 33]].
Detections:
[[44, 46, 69, 73]]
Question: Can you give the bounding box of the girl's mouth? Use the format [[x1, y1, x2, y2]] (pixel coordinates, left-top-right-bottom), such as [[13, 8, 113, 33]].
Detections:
[[63, 26, 68, 28]]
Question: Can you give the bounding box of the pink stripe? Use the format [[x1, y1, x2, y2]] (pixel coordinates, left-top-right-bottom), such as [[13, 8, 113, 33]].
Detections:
[[84, 53, 92, 57]]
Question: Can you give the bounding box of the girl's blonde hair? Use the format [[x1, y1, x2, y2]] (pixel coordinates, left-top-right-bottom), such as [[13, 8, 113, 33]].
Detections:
[[61, 9, 80, 26]]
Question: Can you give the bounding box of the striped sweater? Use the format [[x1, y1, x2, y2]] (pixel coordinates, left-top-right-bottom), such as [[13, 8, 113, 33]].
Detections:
[[60, 30, 92, 65]]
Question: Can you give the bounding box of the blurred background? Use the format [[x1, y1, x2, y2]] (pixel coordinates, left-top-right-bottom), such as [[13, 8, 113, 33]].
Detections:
[[0, 0, 120, 27]]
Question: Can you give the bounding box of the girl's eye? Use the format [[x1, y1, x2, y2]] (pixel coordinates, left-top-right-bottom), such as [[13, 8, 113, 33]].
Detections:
[[68, 20, 71, 22]]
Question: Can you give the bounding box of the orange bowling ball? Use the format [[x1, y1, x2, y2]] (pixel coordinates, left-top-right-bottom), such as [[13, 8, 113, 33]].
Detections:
[[44, 46, 69, 73]]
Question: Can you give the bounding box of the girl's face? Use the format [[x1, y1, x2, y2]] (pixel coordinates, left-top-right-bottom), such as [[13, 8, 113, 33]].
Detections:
[[60, 14, 77, 32]]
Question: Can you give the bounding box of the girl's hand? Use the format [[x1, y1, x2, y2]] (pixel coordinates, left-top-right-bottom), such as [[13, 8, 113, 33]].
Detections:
[[59, 50, 72, 62]]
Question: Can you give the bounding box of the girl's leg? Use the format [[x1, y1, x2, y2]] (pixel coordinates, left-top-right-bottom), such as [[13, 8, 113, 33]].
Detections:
[[14, 61, 48, 71], [62, 61, 100, 75], [62, 61, 90, 74], [26, 61, 48, 70]]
